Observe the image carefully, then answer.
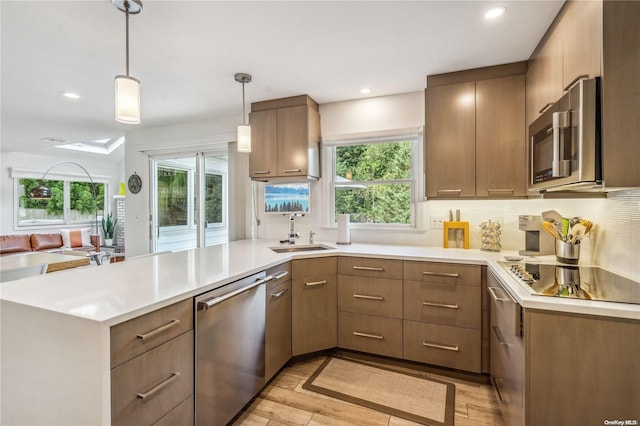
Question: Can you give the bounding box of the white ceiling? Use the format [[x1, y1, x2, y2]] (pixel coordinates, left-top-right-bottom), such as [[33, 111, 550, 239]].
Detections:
[[1, 0, 563, 161]]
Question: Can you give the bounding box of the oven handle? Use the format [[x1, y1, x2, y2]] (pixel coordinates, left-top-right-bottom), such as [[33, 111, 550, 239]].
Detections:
[[552, 111, 571, 177]]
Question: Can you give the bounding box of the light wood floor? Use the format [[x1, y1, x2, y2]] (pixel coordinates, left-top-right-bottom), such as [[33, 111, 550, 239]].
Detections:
[[233, 355, 504, 426]]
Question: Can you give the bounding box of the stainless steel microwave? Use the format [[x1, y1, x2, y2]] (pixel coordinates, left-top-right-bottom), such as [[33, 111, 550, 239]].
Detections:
[[528, 78, 602, 192]]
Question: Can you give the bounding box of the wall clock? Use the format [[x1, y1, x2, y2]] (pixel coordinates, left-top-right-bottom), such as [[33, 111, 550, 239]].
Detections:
[[127, 172, 142, 194]]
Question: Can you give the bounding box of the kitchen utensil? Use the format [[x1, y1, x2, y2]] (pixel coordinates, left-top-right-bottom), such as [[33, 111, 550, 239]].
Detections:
[[542, 210, 563, 224], [542, 221, 562, 240], [567, 222, 587, 244], [560, 218, 570, 240], [455, 209, 461, 247], [580, 219, 593, 234]]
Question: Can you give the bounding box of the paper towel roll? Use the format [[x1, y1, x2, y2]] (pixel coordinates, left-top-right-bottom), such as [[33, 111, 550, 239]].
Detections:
[[337, 214, 351, 245]]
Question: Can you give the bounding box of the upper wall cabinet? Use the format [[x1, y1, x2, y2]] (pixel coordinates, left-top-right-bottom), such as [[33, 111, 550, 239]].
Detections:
[[425, 63, 527, 199], [249, 95, 321, 181]]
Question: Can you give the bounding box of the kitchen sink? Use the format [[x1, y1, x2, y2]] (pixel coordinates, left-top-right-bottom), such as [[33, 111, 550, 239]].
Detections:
[[269, 244, 335, 253]]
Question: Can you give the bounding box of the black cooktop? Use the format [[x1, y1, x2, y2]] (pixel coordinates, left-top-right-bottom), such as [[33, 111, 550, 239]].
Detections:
[[499, 262, 640, 305]]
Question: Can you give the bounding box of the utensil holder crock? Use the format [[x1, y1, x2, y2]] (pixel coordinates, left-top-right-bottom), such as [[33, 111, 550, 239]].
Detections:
[[555, 240, 580, 264]]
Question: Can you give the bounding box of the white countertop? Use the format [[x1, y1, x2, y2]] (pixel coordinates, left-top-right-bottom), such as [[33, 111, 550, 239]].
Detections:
[[1, 239, 638, 324]]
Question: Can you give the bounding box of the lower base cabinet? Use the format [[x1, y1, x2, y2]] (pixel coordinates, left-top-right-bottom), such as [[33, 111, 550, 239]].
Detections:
[[265, 263, 292, 382], [153, 396, 194, 426], [338, 311, 403, 358]]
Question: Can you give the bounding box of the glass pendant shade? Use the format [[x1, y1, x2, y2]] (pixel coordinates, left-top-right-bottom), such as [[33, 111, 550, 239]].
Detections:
[[237, 124, 252, 153], [115, 75, 141, 124], [28, 185, 52, 199]]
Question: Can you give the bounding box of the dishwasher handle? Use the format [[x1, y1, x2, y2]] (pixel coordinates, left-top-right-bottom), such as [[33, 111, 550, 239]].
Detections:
[[199, 275, 273, 311]]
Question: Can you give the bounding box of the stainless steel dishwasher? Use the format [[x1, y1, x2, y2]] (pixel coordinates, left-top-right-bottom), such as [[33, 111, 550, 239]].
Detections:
[[195, 271, 272, 425]]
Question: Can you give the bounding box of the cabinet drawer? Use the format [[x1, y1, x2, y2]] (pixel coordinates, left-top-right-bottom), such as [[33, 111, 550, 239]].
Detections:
[[339, 257, 403, 279], [267, 262, 291, 288], [338, 312, 403, 358], [403, 320, 481, 373], [404, 280, 481, 329], [293, 257, 337, 279], [111, 331, 194, 426], [152, 395, 194, 426], [488, 281, 521, 341], [338, 275, 402, 318], [403, 261, 481, 287], [111, 299, 193, 368]]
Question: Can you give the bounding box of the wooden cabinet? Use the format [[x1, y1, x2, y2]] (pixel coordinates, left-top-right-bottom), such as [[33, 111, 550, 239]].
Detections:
[[265, 262, 292, 382], [291, 257, 337, 355], [425, 81, 476, 198], [476, 75, 526, 197], [425, 62, 527, 199], [337, 257, 403, 358], [532, 24, 563, 117], [488, 271, 524, 426], [402, 261, 482, 373], [249, 95, 320, 180], [110, 300, 194, 426]]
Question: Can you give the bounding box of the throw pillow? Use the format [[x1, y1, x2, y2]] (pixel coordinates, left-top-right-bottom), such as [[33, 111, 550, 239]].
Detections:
[[60, 228, 91, 248]]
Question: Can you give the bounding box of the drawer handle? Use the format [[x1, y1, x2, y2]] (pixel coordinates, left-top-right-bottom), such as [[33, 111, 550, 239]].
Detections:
[[422, 271, 459, 278], [492, 377, 510, 404], [283, 169, 302, 173], [271, 288, 289, 299], [353, 293, 384, 301], [492, 326, 509, 347], [422, 341, 459, 352], [272, 271, 289, 280], [487, 188, 515, 194], [353, 331, 384, 340], [436, 189, 462, 195], [539, 102, 554, 114], [352, 266, 385, 272], [137, 372, 181, 400], [305, 280, 327, 287], [136, 319, 181, 340], [422, 301, 459, 309], [253, 170, 271, 175], [488, 286, 510, 302]]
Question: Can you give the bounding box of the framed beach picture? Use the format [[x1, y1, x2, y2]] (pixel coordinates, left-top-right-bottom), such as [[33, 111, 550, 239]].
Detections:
[[265, 183, 310, 214]]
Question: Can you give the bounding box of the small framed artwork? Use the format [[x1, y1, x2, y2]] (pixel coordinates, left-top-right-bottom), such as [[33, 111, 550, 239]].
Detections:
[[265, 183, 310, 214]]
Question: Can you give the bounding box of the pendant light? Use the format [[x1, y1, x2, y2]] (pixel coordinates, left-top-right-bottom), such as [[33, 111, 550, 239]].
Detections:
[[235, 73, 252, 153], [113, 0, 142, 124]]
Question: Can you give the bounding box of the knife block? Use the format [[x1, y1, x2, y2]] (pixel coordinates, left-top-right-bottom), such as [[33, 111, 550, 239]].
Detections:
[[443, 221, 469, 249]]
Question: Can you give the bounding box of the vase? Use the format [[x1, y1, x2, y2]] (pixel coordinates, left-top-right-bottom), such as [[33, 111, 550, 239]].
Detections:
[[105, 238, 114, 247]]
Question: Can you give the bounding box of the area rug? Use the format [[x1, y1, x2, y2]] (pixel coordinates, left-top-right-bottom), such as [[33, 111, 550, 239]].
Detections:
[[302, 356, 455, 425]]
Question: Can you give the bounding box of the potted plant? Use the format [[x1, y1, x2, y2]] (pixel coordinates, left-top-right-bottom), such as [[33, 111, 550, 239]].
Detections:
[[101, 212, 118, 246]]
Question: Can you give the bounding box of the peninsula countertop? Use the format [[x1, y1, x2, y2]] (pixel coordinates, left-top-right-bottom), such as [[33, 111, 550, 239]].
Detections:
[[1, 239, 638, 324]]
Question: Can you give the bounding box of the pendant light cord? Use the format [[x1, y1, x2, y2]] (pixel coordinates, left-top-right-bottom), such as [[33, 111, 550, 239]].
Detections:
[[242, 82, 247, 125], [125, 2, 130, 76]]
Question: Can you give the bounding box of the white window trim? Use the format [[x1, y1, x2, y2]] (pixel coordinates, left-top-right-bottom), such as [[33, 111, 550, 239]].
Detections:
[[321, 129, 425, 230], [12, 167, 110, 230]]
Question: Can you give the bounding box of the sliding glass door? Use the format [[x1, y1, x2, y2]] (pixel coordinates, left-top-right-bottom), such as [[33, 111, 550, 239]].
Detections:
[[151, 151, 228, 252]]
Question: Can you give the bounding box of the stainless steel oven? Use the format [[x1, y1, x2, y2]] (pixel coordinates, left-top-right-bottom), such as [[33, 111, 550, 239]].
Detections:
[[528, 78, 601, 192]]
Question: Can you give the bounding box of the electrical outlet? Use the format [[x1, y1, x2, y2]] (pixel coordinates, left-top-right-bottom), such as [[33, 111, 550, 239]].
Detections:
[[430, 216, 444, 229]]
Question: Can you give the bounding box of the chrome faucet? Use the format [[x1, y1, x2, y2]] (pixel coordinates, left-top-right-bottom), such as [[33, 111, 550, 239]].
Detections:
[[309, 230, 316, 244], [288, 213, 303, 244]]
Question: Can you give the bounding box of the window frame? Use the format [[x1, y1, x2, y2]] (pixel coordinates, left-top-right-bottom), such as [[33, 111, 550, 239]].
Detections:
[[12, 168, 109, 230], [321, 131, 424, 229]]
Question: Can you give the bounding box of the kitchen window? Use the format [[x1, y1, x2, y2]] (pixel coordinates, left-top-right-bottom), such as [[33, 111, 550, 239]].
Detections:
[[322, 131, 423, 228], [14, 175, 106, 228]]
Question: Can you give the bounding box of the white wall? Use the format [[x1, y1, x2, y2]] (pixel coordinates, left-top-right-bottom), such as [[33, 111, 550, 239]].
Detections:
[[0, 151, 122, 236], [123, 115, 247, 257]]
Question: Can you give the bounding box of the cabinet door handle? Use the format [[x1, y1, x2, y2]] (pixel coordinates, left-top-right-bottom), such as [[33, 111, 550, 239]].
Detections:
[[136, 319, 181, 340], [305, 280, 327, 287], [272, 271, 289, 280], [137, 372, 180, 400], [283, 169, 302, 173], [492, 326, 509, 347], [436, 189, 462, 195], [492, 377, 510, 404], [487, 188, 515, 194], [353, 266, 385, 272], [422, 341, 459, 352], [353, 293, 384, 301], [422, 271, 459, 278], [422, 301, 459, 309], [271, 288, 289, 299], [353, 331, 384, 340], [563, 74, 589, 91], [539, 102, 554, 114], [253, 170, 271, 175], [488, 286, 510, 302]]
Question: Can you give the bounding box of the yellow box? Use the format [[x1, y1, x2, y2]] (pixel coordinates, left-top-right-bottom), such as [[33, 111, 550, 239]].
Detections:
[[443, 221, 469, 249]]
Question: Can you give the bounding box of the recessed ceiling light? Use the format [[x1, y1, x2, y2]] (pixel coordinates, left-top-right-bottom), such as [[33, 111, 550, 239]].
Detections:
[[62, 92, 80, 99], [484, 6, 506, 20], [360, 88, 372, 94]]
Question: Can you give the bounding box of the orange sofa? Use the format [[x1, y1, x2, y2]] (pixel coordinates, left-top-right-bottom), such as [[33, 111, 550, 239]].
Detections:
[[0, 233, 98, 257]]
